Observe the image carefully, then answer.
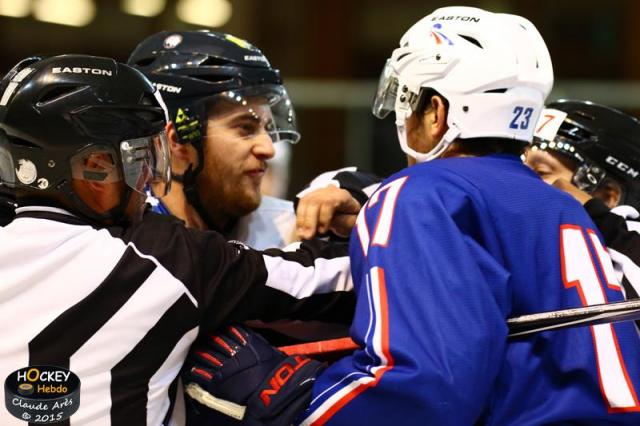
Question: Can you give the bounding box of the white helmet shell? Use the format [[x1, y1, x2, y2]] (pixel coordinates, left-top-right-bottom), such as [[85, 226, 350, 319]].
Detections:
[[373, 6, 554, 162]]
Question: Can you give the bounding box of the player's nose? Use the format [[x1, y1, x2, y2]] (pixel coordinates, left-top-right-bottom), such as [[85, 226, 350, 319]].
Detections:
[[252, 132, 275, 160]]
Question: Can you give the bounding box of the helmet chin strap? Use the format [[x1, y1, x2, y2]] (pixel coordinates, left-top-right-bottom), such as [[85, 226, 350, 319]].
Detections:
[[396, 118, 461, 163], [112, 186, 135, 226], [169, 140, 223, 231], [180, 163, 221, 231], [73, 184, 134, 227]]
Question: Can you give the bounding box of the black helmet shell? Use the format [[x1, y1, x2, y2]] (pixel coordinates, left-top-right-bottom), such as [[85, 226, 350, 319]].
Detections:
[[128, 30, 281, 102], [0, 54, 166, 221], [536, 99, 640, 208]]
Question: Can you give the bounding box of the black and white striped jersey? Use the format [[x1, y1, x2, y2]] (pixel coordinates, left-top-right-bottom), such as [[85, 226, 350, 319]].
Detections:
[[295, 167, 381, 209], [0, 206, 353, 425], [584, 199, 640, 304]]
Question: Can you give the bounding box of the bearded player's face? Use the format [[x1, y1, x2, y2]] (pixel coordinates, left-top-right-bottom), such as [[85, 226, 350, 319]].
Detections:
[[196, 98, 277, 222]]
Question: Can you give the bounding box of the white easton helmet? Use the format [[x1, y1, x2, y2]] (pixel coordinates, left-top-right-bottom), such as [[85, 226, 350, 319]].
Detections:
[[372, 6, 554, 163]]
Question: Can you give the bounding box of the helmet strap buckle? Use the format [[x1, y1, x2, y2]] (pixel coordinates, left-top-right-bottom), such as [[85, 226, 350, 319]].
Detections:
[[572, 163, 607, 194]]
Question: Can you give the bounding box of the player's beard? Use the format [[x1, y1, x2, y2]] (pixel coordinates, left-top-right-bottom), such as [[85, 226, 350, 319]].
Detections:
[[195, 160, 263, 230]]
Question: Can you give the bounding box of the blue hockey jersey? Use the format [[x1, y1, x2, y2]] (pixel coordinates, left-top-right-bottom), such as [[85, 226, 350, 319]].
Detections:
[[299, 154, 640, 425]]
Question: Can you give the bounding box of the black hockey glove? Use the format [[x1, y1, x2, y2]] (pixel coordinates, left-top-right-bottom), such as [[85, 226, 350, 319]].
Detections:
[[183, 326, 325, 426]]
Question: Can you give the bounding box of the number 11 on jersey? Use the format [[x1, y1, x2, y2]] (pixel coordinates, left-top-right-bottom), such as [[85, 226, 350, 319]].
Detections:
[[560, 225, 640, 412]]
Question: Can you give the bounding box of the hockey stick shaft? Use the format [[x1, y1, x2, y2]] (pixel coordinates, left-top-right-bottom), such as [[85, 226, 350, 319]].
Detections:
[[507, 299, 640, 337], [279, 301, 640, 359]]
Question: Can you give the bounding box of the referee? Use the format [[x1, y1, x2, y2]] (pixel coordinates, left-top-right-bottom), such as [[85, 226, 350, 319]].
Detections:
[[0, 55, 353, 425]]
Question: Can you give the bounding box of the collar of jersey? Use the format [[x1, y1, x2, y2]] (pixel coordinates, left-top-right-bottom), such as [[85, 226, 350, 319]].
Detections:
[[611, 204, 640, 220], [15, 205, 77, 217], [14, 205, 92, 227]]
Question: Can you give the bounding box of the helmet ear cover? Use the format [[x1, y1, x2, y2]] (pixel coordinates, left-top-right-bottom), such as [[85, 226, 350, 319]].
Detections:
[[2, 136, 135, 225], [164, 100, 206, 186], [173, 104, 204, 145]]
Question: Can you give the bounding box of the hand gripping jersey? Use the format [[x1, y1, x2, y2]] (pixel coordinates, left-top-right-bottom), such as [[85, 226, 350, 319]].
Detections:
[[300, 154, 640, 425], [148, 167, 380, 250], [0, 207, 353, 425]]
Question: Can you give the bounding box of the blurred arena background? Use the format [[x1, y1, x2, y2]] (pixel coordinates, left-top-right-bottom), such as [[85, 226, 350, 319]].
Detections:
[[0, 0, 638, 197]]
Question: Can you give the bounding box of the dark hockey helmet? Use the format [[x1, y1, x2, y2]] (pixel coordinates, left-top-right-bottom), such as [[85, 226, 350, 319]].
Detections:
[[127, 30, 300, 147], [0, 54, 170, 224], [128, 31, 299, 228], [0, 57, 43, 207], [532, 99, 640, 208]]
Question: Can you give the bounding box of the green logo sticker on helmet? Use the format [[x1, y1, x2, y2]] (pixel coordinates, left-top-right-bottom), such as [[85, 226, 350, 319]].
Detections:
[[224, 34, 252, 49], [175, 107, 202, 143]]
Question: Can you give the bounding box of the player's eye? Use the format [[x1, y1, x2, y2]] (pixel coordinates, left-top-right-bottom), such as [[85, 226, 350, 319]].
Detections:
[[532, 166, 552, 178], [235, 121, 260, 137]]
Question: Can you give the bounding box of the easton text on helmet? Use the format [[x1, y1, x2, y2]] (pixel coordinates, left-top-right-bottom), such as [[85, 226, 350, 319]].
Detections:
[[430, 16, 480, 22], [52, 67, 113, 76], [243, 55, 268, 63], [154, 83, 182, 94]]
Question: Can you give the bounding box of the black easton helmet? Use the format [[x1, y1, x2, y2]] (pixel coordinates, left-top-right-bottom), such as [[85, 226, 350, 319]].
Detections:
[[128, 30, 299, 146], [0, 54, 170, 224], [532, 100, 640, 209], [127, 30, 299, 228]]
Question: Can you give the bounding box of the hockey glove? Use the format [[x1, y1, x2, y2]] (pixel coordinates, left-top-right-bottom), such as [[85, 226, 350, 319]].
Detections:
[[183, 326, 325, 426]]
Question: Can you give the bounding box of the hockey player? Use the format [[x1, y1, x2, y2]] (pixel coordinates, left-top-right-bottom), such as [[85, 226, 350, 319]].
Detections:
[[526, 100, 640, 210], [0, 54, 354, 425], [182, 6, 640, 425], [127, 29, 374, 344], [525, 100, 640, 301], [127, 31, 365, 249]]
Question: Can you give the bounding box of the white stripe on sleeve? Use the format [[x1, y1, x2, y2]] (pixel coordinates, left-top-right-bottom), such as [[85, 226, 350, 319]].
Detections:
[[262, 255, 352, 298]]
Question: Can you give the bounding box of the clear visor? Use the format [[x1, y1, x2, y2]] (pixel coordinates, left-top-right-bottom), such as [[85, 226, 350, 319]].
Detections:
[[120, 130, 171, 197], [372, 58, 399, 119], [70, 130, 171, 197], [206, 85, 300, 144]]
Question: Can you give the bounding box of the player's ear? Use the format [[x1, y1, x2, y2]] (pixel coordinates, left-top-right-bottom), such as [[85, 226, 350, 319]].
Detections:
[[597, 181, 623, 208], [429, 95, 448, 141], [166, 121, 199, 174], [166, 122, 181, 153], [166, 121, 191, 161]]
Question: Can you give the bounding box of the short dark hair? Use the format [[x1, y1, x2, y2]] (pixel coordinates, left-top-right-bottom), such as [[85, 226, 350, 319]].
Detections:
[[417, 89, 528, 157], [415, 88, 449, 117], [445, 138, 528, 157]]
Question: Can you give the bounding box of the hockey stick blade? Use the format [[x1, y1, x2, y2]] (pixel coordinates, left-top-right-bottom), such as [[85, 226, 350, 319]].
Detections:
[[508, 299, 640, 337]]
